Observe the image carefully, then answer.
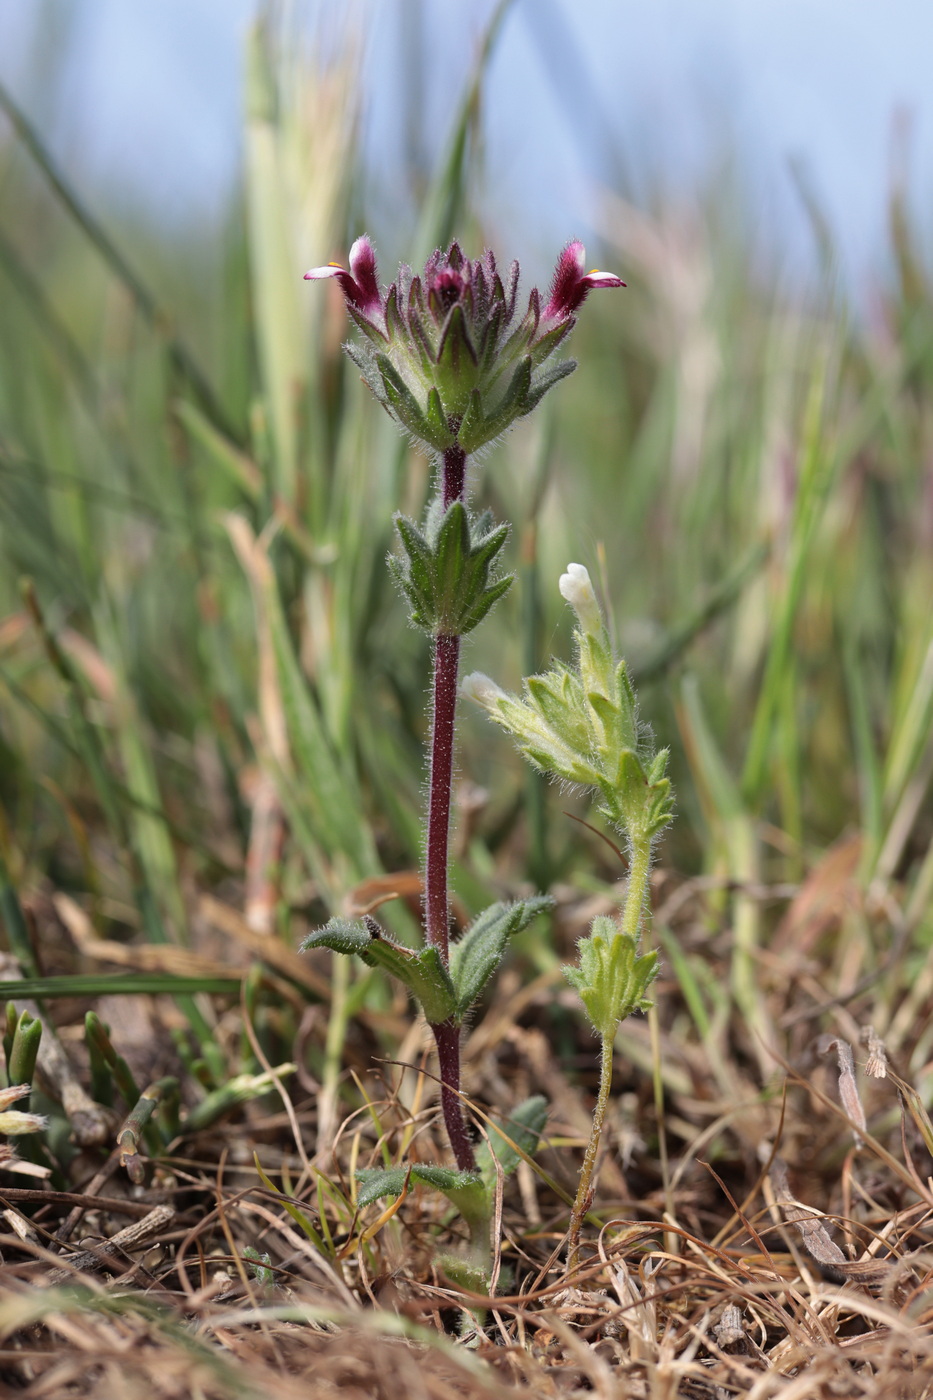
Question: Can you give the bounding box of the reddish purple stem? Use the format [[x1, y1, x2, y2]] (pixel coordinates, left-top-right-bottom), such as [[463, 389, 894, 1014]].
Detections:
[[431, 1019, 474, 1172], [424, 443, 475, 1172], [441, 444, 466, 508], [424, 631, 460, 961]]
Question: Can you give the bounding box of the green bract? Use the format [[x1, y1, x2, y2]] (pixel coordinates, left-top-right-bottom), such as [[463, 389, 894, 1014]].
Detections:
[[389, 501, 512, 636], [562, 916, 659, 1040]]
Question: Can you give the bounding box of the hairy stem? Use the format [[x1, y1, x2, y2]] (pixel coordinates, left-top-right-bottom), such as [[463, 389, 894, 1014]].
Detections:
[[425, 632, 460, 961], [566, 1029, 614, 1272], [431, 1018, 476, 1173], [424, 444, 468, 959], [621, 834, 653, 939], [567, 834, 655, 1268], [424, 444, 473, 1168], [441, 443, 466, 509]]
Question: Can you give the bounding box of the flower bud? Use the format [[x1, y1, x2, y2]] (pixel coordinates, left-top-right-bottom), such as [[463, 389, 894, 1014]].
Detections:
[[461, 672, 508, 712], [559, 562, 603, 637]]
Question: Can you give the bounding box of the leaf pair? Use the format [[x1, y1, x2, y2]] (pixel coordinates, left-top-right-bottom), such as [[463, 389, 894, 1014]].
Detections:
[[302, 896, 552, 1028], [562, 916, 659, 1040], [389, 501, 512, 636], [355, 1094, 549, 1230]]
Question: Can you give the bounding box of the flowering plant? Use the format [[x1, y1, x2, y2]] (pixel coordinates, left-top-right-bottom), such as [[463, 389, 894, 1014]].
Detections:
[[303, 237, 626, 1278]]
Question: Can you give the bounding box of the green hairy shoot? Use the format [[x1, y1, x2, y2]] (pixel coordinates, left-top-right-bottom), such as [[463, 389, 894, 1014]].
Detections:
[[464, 561, 674, 1267]]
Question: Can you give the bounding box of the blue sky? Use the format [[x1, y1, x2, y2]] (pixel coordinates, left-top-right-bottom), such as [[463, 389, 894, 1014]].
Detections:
[[1, 0, 931, 287]]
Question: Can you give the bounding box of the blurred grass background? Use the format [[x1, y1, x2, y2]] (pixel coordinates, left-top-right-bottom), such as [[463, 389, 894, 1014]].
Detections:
[[1, 0, 932, 1093]]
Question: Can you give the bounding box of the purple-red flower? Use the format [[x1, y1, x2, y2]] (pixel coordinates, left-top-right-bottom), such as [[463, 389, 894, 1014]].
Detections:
[[304, 235, 383, 321], [543, 240, 625, 320], [305, 237, 624, 455]]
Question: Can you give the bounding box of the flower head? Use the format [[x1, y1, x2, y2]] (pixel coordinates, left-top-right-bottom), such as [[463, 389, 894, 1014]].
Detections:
[[305, 238, 624, 455]]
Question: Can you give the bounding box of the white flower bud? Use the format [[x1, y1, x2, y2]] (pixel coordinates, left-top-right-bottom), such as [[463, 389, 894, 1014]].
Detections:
[[558, 562, 603, 636], [460, 672, 507, 712]]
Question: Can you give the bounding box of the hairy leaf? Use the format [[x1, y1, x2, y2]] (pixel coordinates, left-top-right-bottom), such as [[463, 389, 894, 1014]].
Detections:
[[449, 896, 552, 1020]]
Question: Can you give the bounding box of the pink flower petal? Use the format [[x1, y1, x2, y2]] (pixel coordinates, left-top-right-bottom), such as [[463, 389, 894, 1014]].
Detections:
[[348, 235, 381, 313]]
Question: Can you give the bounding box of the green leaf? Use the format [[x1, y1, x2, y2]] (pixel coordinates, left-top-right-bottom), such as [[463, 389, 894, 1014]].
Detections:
[[527, 670, 588, 747], [394, 512, 432, 567], [435, 304, 478, 414], [469, 519, 509, 570], [356, 1164, 486, 1220], [387, 554, 430, 623], [459, 574, 513, 634], [302, 917, 457, 1024], [435, 501, 471, 610], [383, 283, 405, 344], [393, 516, 435, 606], [346, 302, 389, 349], [424, 386, 454, 447], [588, 690, 624, 752], [475, 1095, 548, 1182], [344, 340, 384, 401], [647, 748, 670, 784], [527, 317, 573, 367], [449, 896, 552, 1020], [301, 917, 373, 956], [457, 388, 486, 451], [473, 356, 532, 444], [376, 354, 442, 446], [523, 357, 576, 413], [477, 300, 505, 372]]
